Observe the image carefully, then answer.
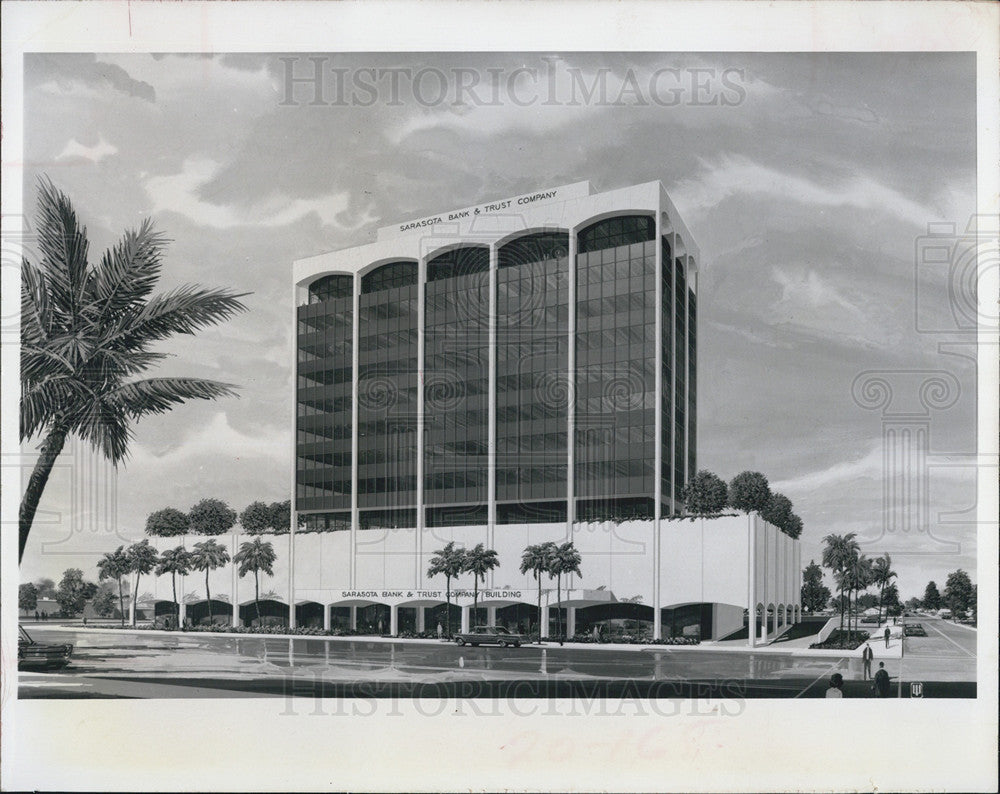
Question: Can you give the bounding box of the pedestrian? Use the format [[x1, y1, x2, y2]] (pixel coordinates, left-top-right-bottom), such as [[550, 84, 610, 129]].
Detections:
[[82, 616, 87, 626], [34, 611, 39, 621], [436, 621, 443, 640], [825, 673, 844, 698], [862, 642, 874, 680], [378, 618, 384, 635], [872, 662, 891, 697], [884, 626, 891, 648]]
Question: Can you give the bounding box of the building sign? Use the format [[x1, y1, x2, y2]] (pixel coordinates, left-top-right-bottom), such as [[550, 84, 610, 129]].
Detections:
[[377, 181, 591, 240], [337, 590, 523, 601], [910, 682, 923, 697]]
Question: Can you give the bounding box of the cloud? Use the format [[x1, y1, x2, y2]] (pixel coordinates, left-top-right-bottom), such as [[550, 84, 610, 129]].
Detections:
[[144, 158, 362, 229], [671, 154, 940, 227], [130, 410, 285, 467], [55, 136, 118, 163], [27, 53, 155, 101]]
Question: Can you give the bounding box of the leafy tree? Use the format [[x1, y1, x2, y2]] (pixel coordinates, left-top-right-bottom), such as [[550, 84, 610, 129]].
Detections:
[[871, 554, 897, 624], [857, 593, 879, 611], [728, 471, 772, 514], [520, 542, 557, 642], [883, 583, 902, 617], [784, 513, 804, 540], [761, 492, 793, 534], [146, 507, 189, 537], [125, 539, 158, 626], [97, 546, 131, 627], [904, 597, 922, 610], [18, 178, 247, 562], [462, 543, 500, 627], [189, 498, 238, 536], [800, 560, 831, 612], [922, 580, 942, 611], [35, 577, 57, 598], [240, 501, 273, 535], [91, 582, 119, 618], [943, 569, 974, 620], [155, 546, 192, 629], [56, 568, 97, 617], [822, 532, 859, 638], [19, 582, 39, 613], [547, 541, 583, 641], [971, 584, 977, 622], [268, 500, 294, 534], [233, 538, 276, 626], [189, 539, 231, 625], [680, 470, 728, 515], [427, 541, 466, 638]]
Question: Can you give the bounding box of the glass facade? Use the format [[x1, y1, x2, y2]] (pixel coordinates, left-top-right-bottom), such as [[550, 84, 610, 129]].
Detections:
[[297, 275, 353, 513], [357, 262, 418, 512], [295, 207, 695, 529], [575, 217, 657, 520], [496, 233, 569, 520], [424, 247, 489, 515]]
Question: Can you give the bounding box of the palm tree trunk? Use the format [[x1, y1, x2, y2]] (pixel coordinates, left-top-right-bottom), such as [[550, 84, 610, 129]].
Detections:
[[473, 577, 478, 626], [132, 573, 141, 627], [445, 577, 452, 638], [19, 424, 69, 563], [206, 571, 213, 625], [254, 571, 261, 627], [117, 578, 125, 627], [171, 573, 179, 630], [536, 573, 542, 644], [556, 572, 562, 642]]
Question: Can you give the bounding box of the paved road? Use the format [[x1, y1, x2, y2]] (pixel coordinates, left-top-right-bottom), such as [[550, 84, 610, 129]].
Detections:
[[18, 623, 975, 699], [897, 616, 977, 684]]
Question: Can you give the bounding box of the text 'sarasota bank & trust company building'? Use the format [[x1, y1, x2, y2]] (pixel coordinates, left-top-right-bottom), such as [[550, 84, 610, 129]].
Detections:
[[291, 180, 801, 643]]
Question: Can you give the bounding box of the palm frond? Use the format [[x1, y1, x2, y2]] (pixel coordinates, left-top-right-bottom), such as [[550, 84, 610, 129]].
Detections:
[[21, 259, 51, 344], [106, 377, 240, 419], [105, 285, 249, 350], [86, 219, 168, 325], [71, 398, 132, 464], [35, 177, 90, 319], [20, 377, 97, 440]]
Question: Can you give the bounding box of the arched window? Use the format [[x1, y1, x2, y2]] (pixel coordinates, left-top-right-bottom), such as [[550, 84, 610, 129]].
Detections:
[[308, 274, 352, 303], [498, 232, 569, 268], [426, 246, 489, 282], [361, 261, 417, 294], [578, 215, 654, 253]]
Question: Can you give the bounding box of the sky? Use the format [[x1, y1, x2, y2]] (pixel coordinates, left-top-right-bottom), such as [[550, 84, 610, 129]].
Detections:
[[18, 51, 979, 600]]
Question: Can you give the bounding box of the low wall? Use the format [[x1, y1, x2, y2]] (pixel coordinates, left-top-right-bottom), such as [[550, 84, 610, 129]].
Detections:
[[816, 616, 840, 643]]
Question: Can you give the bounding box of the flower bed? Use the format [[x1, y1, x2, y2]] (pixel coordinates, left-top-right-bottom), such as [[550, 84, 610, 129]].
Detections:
[[808, 629, 870, 650]]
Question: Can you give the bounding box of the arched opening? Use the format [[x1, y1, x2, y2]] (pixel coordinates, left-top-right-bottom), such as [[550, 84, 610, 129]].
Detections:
[[577, 214, 654, 253], [361, 261, 417, 294], [496, 603, 538, 636], [308, 274, 352, 304], [577, 602, 654, 641], [153, 600, 181, 628], [187, 599, 233, 627], [426, 245, 489, 282], [240, 599, 289, 628], [295, 601, 325, 629]]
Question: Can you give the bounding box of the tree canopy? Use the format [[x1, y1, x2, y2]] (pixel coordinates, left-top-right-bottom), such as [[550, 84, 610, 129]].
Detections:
[[943, 569, 974, 618], [922, 580, 942, 610], [728, 471, 772, 514], [189, 498, 238, 536], [146, 507, 190, 537], [680, 470, 729, 515], [800, 560, 831, 612]]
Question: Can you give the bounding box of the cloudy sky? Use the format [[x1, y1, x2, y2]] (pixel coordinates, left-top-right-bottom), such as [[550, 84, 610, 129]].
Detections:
[[19, 51, 978, 598]]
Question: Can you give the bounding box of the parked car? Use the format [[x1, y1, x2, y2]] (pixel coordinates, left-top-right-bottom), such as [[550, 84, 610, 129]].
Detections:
[[18, 625, 73, 671], [903, 622, 927, 637], [454, 626, 526, 647], [860, 616, 881, 625]]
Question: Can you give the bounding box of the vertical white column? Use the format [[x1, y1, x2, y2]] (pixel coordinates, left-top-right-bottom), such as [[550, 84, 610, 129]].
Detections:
[[416, 606, 425, 633], [670, 232, 678, 513], [179, 601, 187, 627], [128, 572, 136, 625], [349, 605, 357, 630], [567, 606, 577, 638], [540, 605, 550, 639], [390, 604, 399, 636], [233, 533, 242, 628], [350, 273, 360, 589], [487, 605, 497, 628], [748, 513, 757, 648], [460, 605, 471, 633], [487, 245, 497, 587], [416, 258, 426, 589], [290, 284, 300, 626], [566, 228, 577, 535], [653, 210, 663, 642], [323, 604, 331, 631]]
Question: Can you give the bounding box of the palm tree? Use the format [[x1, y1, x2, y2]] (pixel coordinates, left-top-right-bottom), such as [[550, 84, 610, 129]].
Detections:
[[427, 542, 467, 638], [125, 539, 158, 627], [233, 538, 276, 628], [548, 541, 583, 643], [846, 553, 873, 640], [155, 546, 192, 629], [189, 539, 231, 626], [18, 178, 248, 562], [871, 553, 897, 625], [520, 542, 556, 643], [97, 546, 130, 627], [462, 543, 500, 627], [822, 532, 859, 639]]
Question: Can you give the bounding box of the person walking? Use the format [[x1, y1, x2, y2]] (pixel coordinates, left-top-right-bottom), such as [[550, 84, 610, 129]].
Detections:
[[872, 662, 891, 697], [884, 626, 891, 648], [825, 673, 845, 698], [862, 642, 874, 680]]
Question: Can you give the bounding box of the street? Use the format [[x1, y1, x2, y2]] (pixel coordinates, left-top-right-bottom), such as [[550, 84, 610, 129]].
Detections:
[[17, 617, 975, 699]]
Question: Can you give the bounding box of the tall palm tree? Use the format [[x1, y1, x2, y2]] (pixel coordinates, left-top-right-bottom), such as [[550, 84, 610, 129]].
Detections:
[[871, 553, 897, 625], [548, 541, 583, 643], [189, 539, 231, 626], [520, 542, 557, 643], [97, 545, 130, 627], [427, 541, 466, 638], [822, 532, 859, 639], [18, 177, 248, 562], [846, 553, 873, 640], [462, 543, 500, 627], [125, 539, 158, 627], [155, 546, 192, 629], [233, 538, 276, 628]]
